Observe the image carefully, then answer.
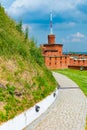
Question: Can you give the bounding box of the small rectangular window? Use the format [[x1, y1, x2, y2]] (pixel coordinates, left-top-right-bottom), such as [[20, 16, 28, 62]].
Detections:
[[49, 62, 51, 65]]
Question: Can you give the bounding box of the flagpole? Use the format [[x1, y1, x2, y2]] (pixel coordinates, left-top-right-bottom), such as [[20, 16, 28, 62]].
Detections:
[[50, 11, 53, 34]]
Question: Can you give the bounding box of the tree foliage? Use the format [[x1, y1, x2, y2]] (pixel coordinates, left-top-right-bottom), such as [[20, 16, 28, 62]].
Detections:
[[25, 26, 29, 39], [16, 20, 22, 33]]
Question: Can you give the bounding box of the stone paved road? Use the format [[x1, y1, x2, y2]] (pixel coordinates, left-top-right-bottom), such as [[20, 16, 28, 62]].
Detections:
[[26, 72, 87, 130]]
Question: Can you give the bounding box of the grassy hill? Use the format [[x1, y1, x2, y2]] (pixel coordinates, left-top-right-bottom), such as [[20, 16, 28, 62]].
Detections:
[[0, 6, 57, 123]]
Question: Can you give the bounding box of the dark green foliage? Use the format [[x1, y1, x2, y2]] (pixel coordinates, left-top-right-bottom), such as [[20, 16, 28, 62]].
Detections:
[[0, 5, 4, 13], [0, 88, 5, 101], [0, 112, 6, 122], [7, 86, 15, 96], [24, 26, 29, 39], [16, 20, 22, 33]]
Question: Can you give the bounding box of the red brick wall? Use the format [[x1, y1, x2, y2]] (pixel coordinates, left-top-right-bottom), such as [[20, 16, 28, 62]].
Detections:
[[68, 56, 87, 67], [44, 56, 69, 69], [41, 35, 87, 70], [48, 35, 55, 44], [42, 44, 63, 56]]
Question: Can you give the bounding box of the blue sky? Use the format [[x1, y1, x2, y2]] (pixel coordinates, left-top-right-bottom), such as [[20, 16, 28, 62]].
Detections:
[[1, 0, 87, 52]]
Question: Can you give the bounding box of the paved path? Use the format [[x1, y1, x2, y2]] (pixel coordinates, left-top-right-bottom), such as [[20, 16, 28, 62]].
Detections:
[[26, 72, 87, 130]]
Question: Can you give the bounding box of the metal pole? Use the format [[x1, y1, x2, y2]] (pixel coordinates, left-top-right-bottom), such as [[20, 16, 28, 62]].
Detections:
[[50, 11, 53, 34]]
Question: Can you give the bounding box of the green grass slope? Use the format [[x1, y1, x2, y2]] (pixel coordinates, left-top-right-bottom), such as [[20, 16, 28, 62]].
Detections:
[[0, 6, 57, 123]]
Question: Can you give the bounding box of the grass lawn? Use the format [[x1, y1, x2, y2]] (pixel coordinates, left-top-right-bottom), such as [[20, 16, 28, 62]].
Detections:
[[56, 69, 87, 130], [56, 69, 87, 96]]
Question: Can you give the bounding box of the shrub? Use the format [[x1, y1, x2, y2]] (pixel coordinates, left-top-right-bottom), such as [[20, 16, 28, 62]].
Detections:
[[7, 85, 15, 96]]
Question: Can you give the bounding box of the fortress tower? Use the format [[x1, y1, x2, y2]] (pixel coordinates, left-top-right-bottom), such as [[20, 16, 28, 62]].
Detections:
[[41, 12, 69, 69], [41, 12, 87, 70]]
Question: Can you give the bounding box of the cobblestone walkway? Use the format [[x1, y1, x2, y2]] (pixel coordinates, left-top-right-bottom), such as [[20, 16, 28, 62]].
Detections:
[[26, 72, 87, 130]]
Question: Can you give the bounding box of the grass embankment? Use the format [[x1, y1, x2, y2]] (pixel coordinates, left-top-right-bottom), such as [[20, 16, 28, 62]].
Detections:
[[0, 6, 57, 123], [56, 69, 87, 96]]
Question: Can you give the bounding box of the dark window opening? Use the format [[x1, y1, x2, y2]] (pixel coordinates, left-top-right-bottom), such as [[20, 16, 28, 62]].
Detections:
[[49, 62, 51, 65], [55, 57, 57, 60]]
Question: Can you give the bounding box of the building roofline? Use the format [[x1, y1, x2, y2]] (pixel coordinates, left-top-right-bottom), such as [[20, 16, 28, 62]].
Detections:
[[42, 44, 63, 46], [42, 55, 68, 58], [44, 50, 58, 52]]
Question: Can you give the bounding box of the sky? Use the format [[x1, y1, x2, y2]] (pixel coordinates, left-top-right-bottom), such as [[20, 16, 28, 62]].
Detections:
[[1, 0, 87, 52]]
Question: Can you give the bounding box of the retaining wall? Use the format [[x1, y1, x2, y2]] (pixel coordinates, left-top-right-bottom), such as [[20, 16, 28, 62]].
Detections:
[[0, 88, 59, 130]]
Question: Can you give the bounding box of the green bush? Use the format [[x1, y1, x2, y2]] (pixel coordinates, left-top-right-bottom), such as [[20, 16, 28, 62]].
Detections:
[[7, 86, 15, 96], [0, 112, 6, 122]]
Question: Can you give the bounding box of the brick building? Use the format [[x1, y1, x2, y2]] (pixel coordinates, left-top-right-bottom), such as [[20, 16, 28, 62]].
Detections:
[[68, 54, 87, 70], [41, 12, 87, 70], [41, 34, 87, 70], [41, 34, 69, 69]]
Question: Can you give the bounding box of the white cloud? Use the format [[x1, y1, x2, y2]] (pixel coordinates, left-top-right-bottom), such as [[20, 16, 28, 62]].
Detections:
[[62, 32, 86, 43], [7, 0, 86, 16], [72, 32, 85, 38], [71, 32, 85, 42], [7, 0, 51, 16], [71, 38, 81, 42]]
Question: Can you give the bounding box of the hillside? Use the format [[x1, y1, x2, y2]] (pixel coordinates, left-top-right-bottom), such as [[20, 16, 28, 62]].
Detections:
[[0, 6, 57, 124]]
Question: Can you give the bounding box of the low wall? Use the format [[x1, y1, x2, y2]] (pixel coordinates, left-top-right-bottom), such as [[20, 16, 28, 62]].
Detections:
[[0, 88, 59, 130], [68, 66, 87, 70]]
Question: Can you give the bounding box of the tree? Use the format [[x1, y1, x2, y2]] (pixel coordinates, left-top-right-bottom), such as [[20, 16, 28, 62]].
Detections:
[[16, 20, 22, 33], [25, 26, 29, 39]]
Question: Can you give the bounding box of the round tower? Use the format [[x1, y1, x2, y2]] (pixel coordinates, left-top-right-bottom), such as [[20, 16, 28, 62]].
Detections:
[[48, 34, 55, 44]]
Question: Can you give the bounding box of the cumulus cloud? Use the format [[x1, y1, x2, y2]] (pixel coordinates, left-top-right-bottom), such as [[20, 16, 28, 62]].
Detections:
[[7, 0, 86, 16], [72, 32, 85, 38], [7, 0, 50, 16], [62, 32, 86, 43], [5, 0, 87, 26], [71, 32, 85, 42]]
